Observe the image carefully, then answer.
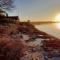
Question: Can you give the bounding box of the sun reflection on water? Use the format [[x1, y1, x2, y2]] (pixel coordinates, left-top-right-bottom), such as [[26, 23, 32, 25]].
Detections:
[[55, 23, 60, 29]]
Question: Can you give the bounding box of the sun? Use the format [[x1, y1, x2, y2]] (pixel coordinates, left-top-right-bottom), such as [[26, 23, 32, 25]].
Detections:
[[55, 14, 60, 22], [54, 14, 60, 29]]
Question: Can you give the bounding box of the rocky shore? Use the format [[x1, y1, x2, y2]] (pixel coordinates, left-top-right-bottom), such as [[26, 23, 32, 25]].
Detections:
[[0, 12, 60, 60]]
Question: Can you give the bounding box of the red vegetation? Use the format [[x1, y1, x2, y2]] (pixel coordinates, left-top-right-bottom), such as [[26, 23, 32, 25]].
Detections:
[[43, 40, 60, 50], [0, 19, 60, 60]]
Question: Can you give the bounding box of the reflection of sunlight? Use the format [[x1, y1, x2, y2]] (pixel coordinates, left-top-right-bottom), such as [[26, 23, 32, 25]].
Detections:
[[56, 23, 60, 29]]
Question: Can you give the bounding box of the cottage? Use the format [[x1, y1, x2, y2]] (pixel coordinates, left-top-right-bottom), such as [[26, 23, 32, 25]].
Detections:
[[0, 9, 19, 23]]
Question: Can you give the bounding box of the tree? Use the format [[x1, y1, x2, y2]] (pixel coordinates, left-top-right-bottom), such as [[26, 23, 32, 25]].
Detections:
[[0, 0, 14, 10]]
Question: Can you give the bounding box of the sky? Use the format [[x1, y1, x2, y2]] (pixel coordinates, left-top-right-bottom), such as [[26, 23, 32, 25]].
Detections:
[[8, 0, 60, 21], [8, 0, 60, 38]]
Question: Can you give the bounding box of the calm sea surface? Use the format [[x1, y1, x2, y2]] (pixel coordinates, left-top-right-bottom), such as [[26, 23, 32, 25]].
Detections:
[[35, 23, 60, 39]]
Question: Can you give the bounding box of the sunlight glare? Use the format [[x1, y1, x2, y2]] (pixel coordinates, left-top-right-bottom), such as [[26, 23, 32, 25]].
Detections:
[[55, 14, 60, 22], [54, 14, 60, 29]]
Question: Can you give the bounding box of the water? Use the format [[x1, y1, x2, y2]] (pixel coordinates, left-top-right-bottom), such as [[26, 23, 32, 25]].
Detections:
[[35, 23, 60, 39]]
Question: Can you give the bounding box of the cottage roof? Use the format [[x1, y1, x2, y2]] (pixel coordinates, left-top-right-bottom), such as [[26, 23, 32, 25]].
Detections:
[[0, 9, 8, 16]]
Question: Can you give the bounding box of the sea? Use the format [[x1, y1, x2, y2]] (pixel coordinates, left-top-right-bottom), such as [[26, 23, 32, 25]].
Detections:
[[35, 23, 60, 39]]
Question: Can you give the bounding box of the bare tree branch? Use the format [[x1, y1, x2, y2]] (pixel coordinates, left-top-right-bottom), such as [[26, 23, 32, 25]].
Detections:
[[0, 0, 14, 10]]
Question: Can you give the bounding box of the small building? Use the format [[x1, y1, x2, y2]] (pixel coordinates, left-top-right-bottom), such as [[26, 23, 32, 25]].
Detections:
[[0, 9, 19, 23]]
